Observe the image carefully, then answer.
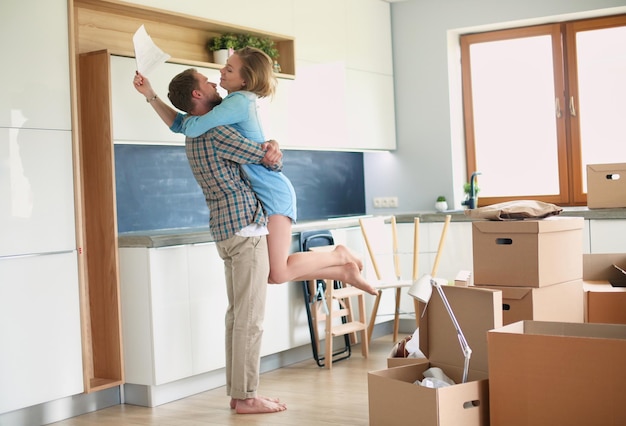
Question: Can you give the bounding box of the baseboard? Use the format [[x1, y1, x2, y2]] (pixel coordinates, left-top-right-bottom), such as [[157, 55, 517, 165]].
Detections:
[[0, 387, 120, 426]]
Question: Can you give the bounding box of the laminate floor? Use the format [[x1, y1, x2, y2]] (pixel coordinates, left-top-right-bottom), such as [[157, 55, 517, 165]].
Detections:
[[52, 334, 398, 426]]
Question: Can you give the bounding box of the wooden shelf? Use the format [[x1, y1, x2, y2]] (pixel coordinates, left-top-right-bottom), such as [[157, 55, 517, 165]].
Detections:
[[73, 0, 295, 78], [77, 49, 124, 393]]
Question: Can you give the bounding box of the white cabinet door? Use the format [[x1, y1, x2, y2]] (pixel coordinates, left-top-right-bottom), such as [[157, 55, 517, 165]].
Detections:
[[293, 0, 347, 63], [187, 242, 227, 373], [346, 70, 397, 150], [589, 219, 626, 253], [110, 57, 212, 145], [149, 246, 193, 385], [0, 0, 71, 131], [0, 129, 76, 257], [346, 0, 393, 75], [0, 252, 83, 414], [119, 247, 155, 385]]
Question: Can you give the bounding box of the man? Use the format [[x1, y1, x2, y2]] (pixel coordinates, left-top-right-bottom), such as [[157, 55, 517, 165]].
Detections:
[[134, 69, 286, 414]]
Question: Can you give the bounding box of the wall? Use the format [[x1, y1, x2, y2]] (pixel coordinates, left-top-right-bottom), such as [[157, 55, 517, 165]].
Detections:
[[367, 0, 626, 213]]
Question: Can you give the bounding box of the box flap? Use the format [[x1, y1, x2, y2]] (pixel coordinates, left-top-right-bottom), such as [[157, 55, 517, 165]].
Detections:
[[419, 285, 502, 382], [472, 216, 583, 234], [583, 253, 626, 280], [490, 286, 532, 300], [587, 163, 626, 173], [491, 320, 626, 340]]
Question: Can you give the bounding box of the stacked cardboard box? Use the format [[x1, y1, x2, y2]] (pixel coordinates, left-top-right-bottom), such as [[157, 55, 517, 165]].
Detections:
[[587, 163, 626, 209], [472, 216, 585, 325]]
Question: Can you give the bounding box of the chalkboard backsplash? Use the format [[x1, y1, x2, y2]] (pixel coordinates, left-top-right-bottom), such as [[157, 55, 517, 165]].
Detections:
[[115, 144, 365, 233]]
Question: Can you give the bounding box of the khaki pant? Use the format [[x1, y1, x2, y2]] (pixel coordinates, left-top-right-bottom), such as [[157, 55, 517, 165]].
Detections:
[[216, 234, 269, 400]]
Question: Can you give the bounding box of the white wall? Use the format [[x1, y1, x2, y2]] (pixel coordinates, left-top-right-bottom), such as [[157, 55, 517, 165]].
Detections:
[[367, 0, 626, 213]]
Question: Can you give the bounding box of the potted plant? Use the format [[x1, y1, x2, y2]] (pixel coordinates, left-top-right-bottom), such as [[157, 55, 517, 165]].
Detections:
[[208, 33, 239, 64], [435, 196, 448, 212], [208, 33, 280, 69]]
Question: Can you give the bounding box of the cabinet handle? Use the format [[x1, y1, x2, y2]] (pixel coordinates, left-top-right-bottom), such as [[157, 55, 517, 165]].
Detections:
[[555, 97, 562, 118], [569, 96, 577, 117]]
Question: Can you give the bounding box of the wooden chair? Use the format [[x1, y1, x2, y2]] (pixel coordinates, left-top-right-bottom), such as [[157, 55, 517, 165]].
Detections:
[[308, 245, 369, 370], [299, 230, 353, 367], [359, 216, 420, 343]]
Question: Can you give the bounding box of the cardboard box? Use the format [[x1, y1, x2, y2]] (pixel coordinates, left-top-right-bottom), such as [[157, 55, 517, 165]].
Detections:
[[488, 320, 626, 426], [472, 216, 583, 287], [369, 286, 502, 426], [583, 253, 626, 324], [587, 163, 626, 208], [476, 280, 584, 325]]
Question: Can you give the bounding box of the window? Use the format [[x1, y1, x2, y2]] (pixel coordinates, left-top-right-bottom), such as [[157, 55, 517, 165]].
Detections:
[[460, 15, 626, 207]]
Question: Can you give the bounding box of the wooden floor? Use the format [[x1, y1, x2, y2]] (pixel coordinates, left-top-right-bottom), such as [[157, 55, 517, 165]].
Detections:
[[52, 334, 397, 426]]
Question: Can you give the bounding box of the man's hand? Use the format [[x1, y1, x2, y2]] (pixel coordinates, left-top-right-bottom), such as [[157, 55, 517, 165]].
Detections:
[[261, 140, 283, 170], [133, 71, 156, 99]]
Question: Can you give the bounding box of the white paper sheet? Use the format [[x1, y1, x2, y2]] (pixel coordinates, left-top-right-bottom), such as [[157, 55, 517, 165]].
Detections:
[[133, 25, 171, 76]]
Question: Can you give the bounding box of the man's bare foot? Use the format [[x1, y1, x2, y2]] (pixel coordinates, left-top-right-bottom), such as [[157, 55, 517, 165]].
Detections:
[[334, 245, 364, 271], [230, 396, 281, 410], [342, 262, 378, 295], [232, 396, 287, 414]]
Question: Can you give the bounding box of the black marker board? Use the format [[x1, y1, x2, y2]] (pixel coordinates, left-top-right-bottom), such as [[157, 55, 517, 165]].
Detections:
[[115, 144, 365, 233]]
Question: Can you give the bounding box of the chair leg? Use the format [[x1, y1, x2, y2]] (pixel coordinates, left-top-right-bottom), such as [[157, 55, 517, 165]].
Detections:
[[358, 293, 369, 358], [325, 280, 333, 370], [413, 298, 421, 330], [367, 290, 382, 343], [393, 287, 402, 342]]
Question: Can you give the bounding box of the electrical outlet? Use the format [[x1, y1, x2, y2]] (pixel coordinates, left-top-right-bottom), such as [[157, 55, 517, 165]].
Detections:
[[373, 197, 399, 208]]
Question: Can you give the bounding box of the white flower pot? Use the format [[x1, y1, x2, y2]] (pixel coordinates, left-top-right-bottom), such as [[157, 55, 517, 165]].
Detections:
[[435, 201, 448, 212], [213, 48, 232, 65]]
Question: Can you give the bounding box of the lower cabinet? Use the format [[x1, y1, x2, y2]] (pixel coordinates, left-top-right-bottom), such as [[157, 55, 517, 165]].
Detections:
[[119, 244, 227, 387], [0, 252, 83, 414], [589, 219, 626, 253]]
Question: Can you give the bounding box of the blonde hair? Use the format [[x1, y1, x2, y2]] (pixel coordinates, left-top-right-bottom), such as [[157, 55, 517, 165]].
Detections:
[[234, 46, 277, 98]]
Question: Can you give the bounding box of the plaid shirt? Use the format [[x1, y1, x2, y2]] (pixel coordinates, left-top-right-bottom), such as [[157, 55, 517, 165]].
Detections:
[[185, 125, 269, 242]]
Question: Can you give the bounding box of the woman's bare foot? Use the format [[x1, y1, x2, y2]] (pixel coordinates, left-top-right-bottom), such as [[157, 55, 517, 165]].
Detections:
[[334, 245, 364, 270], [232, 396, 287, 414], [342, 262, 378, 295]]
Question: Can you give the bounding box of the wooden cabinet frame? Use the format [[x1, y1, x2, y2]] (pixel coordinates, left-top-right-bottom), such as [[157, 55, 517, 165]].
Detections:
[[73, 0, 295, 78]]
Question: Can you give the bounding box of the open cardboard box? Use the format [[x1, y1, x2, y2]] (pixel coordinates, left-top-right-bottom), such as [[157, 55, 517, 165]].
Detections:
[[472, 216, 583, 288], [369, 286, 502, 426], [488, 320, 626, 425], [476, 279, 583, 325], [587, 163, 626, 209], [583, 253, 626, 324]]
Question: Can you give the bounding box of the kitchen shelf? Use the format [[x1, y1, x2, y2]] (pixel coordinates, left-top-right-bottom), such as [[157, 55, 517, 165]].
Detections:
[[73, 0, 295, 78]]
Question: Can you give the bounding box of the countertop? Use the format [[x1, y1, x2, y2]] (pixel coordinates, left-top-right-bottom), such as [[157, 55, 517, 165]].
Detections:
[[117, 207, 626, 249]]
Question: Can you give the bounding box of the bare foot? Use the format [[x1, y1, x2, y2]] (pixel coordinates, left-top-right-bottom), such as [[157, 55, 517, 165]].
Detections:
[[342, 262, 378, 295], [233, 396, 287, 414], [334, 245, 364, 271], [230, 396, 281, 410]]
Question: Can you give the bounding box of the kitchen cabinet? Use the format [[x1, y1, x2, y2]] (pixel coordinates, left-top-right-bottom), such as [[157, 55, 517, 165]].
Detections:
[[589, 219, 626, 253], [119, 245, 227, 397], [0, 129, 76, 257], [0, 0, 71, 131], [0, 252, 83, 414], [290, 0, 397, 150], [76, 50, 125, 393]]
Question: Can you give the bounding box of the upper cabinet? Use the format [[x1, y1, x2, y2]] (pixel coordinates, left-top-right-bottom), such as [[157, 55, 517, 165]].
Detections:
[[0, 0, 71, 130], [74, 0, 396, 151], [289, 0, 397, 150]]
